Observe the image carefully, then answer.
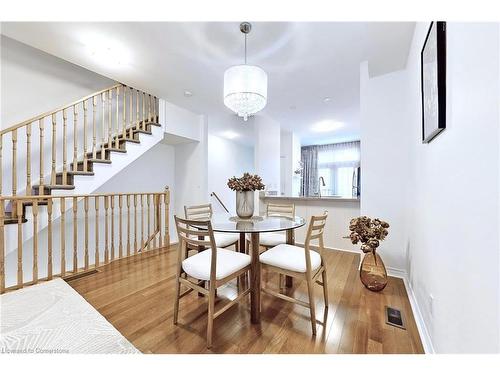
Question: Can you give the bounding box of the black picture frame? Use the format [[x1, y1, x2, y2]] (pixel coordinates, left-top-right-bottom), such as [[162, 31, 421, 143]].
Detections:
[[421, 21, 447, 143]]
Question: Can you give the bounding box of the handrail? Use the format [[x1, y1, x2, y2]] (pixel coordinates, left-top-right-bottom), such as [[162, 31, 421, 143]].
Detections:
[[0, 83, 123, 135], [1, 82, 159, 199], [210, 192, 229, 213]]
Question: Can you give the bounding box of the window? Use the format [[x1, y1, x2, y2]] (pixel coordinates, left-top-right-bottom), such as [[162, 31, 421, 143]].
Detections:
[[317, 141, 360, 197]]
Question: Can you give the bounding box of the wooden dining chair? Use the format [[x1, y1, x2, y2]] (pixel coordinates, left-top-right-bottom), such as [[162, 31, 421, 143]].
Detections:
[[259, 211, 329, 335], [184, 203, 240, 250], [173, 216, 251, 348], [246, 203, 295, 252], [261, 203, 295, 248]]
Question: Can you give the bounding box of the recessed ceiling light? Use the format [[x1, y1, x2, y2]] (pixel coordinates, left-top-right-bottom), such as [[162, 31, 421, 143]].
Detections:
[[83, 35, 130, 67], [311, 120, 343, 133], [221, 131, 239, 140], [184, 90, 193, 97], [323, 97, 332, 103]]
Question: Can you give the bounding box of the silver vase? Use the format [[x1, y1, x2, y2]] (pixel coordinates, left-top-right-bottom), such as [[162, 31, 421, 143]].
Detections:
[[236, 190, 254, 219]]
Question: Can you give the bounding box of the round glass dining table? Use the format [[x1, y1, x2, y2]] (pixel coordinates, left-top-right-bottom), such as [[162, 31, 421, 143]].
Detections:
[[209, 213, 306, 323]]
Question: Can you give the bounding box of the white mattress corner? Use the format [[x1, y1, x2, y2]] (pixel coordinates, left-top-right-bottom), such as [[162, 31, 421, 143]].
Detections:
[[0, 278, 140, 354]]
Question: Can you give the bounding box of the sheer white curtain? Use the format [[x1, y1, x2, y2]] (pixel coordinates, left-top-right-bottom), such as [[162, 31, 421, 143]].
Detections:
[[317, 141, 360, 197]]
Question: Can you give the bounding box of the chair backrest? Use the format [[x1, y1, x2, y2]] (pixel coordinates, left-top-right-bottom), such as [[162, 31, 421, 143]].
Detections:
[[184, 203, 213, 220], [174, 215, 218, 281], [303, 211, 328, 273], [266, 203, 295, 218]]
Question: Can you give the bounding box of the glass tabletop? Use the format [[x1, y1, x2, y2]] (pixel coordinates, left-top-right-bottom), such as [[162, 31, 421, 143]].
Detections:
[[208, 213, 306, 233]]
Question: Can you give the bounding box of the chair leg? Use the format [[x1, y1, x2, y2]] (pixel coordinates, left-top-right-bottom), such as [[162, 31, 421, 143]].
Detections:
[[322, 269, 329, 308], [207, 281, 216, 349], [306, 276, 317, 336], [173, 275, 181, 325]]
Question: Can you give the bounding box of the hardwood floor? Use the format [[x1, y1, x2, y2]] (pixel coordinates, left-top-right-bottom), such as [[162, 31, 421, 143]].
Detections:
[[68, 245, 424, 354]]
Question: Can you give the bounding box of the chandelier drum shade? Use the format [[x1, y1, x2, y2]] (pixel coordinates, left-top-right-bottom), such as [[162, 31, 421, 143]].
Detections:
[[223, 22, 268, 121], [223, 65, 267, 121]]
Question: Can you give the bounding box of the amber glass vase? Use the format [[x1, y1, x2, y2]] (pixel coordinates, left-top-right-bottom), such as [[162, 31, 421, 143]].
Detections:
[[360, 251, 388, 292]]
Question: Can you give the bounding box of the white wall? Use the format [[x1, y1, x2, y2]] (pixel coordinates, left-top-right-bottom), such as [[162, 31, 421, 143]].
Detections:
[[253, 114, 281, 192], [360, 61, 413, 273], [361, 23, 500, 353], [1, 35, 115, 128], [173, 116, 208, 221], [207, 134, 254, 214], [405, 22, 500, 354]]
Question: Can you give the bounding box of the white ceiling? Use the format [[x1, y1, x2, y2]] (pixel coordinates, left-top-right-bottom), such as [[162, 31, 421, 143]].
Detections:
[[1, 22, 415, 146]]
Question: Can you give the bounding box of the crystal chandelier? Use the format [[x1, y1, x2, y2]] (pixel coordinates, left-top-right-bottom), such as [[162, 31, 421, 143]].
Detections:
[[224, 22, 268, 121]]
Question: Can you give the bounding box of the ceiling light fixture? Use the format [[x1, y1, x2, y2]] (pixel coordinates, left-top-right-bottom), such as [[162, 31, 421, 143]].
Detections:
[[223, 22, 268, 122], [323, 97, 332, 103], [184, 90, 193, 97], [311, 120, 344, 133], [221, 131, 240, 139]]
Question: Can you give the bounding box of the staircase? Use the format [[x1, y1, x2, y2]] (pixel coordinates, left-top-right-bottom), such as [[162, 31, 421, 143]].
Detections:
[[0, 83, 161, 225]]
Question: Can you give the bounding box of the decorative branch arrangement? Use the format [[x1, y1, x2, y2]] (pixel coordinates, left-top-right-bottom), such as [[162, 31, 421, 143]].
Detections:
[[349, 216, 390, 252], [227, 173, 265, 192], [349, 216, 390, 292]]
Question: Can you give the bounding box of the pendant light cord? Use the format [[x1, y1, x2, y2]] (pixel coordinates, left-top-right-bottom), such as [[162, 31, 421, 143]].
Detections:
[[244, 33, 247, 64]]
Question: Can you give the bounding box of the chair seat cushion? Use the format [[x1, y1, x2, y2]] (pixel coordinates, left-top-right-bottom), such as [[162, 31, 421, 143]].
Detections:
[[214, 233, 239, 248], [259, 244, 322, 273], [182, 248, 251, 281], [259, 232, 286, 247]]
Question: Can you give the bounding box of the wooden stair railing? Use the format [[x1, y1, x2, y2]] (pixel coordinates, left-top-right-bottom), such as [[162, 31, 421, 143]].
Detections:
[[0, 189, 170, 294], [1, 84, 160, 224]]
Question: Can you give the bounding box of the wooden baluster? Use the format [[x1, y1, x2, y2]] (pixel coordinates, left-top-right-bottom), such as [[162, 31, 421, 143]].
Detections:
[[129, 87, 134, 139], [101, 92, 106, 160], [26, 124, 32, 195], [108, 90, 112, 149], [141, 194, 145, 251], [115, 87, 120, 149], [62, 109, 68, 185], [51, 114, 57, 186], [110, 195, 115, 261], [83, 100, 88, 171], [92, 96, 97, 160], [60, 197, 66, 277], [73, 196, 78, 273], [147, 194, 151, 251], [134, 194, 138, 254], [142, 92, 146, 127], [148, 94, 152, 123], [136, 90, 140, 131], [32, 200, 38, 283], [47, 199, 53, 280], [126, 194, 131, 257], [118, 195, 123, 259], [12, 129, 18, 197], [84, 196, 89, 270], [38, 119, 44, 196], [0, 200, 5, 293], [164, 189, 170, 247], [122, 86, 127, 140], [157, 194, 162, 249], [95, 196, 100, 267], [0, 134, 3, 196], [73, 105, 78, 172], [154, 97, 157, 123], [17, 200, 23, 287], [104, 196, 109, 264]]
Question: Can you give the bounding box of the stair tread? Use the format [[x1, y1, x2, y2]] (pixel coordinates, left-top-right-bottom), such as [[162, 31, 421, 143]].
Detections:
[[56, 171, 94, 176], [82, 158, 112, 164], [33, 184, 75, 190]]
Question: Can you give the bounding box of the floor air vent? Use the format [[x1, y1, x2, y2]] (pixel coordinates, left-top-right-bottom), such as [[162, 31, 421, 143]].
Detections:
[[385, 306, 406, 330]]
